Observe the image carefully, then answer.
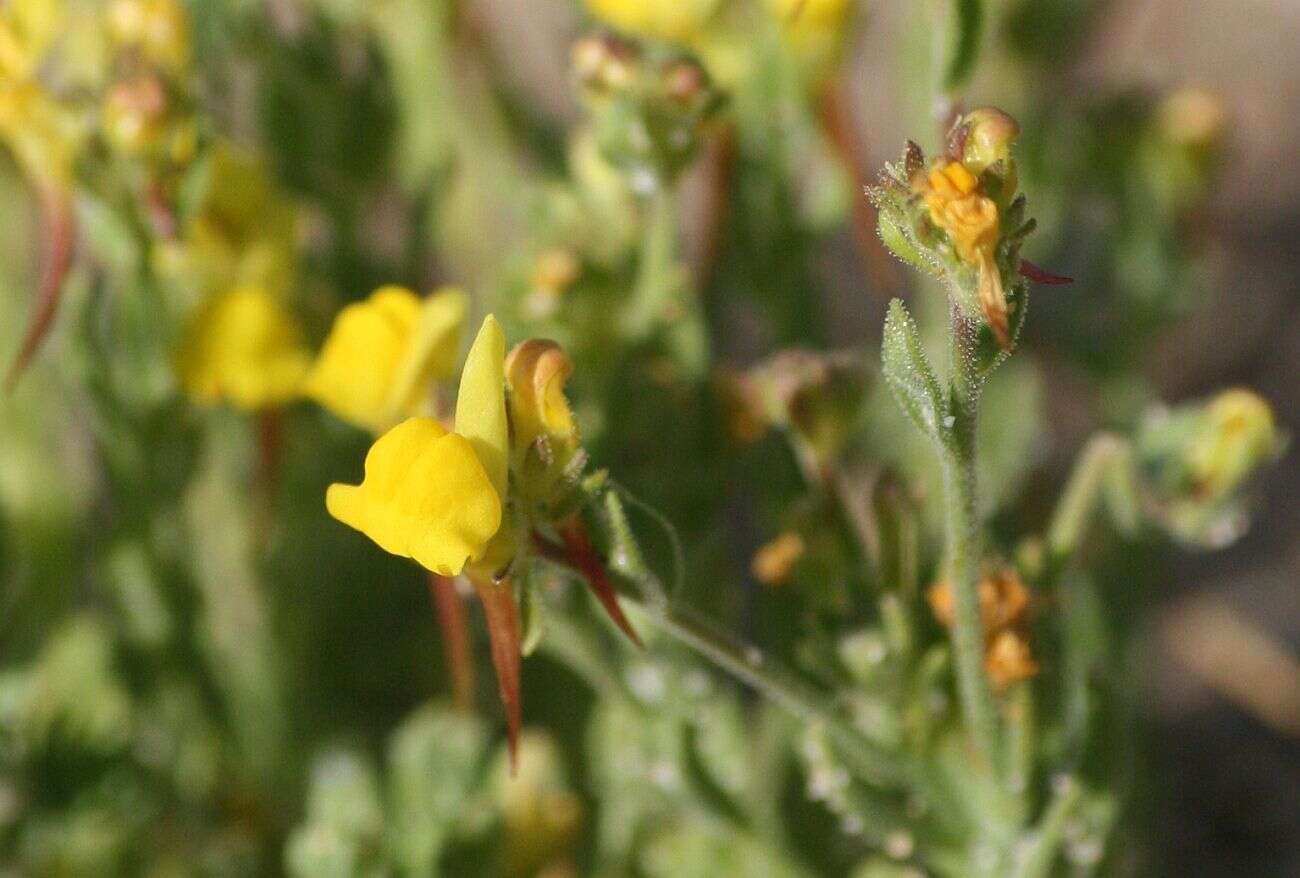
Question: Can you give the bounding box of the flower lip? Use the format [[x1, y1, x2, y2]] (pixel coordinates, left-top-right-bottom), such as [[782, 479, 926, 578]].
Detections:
[[326, 416, 504, 576]]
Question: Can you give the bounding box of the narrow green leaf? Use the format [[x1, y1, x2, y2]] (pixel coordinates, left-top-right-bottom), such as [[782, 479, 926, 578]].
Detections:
[[881, 299, 949, 444], [944, 0, 985, 90]]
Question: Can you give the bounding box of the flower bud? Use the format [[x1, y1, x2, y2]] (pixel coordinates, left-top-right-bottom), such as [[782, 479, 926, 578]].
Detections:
[[984, 630, 1037, 689], [572, 31, 640, 93], [955, 107, 1019, 176], [505, 340, 582, 506], [106, 0, 190, 72], [1135, 389, 1286, 548]]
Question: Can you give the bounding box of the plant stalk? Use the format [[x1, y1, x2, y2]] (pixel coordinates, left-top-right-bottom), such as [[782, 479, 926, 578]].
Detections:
[[941, 307, 1002, 774]]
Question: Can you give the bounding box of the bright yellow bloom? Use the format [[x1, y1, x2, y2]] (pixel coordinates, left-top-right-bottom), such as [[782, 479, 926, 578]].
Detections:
[[914, 160, 1008, 348], [584, 0, 719, 43], [304, 286, 468, 434], [326, 317, 509, 577], [175, 284, 310, 411]]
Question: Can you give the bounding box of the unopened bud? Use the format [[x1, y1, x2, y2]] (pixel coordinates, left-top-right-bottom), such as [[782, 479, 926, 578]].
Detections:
[[1157, 87, 1226, 149], [958, 107, 1019, 174]]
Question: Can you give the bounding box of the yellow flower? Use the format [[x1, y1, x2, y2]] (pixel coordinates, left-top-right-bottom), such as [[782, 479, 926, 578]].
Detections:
[[304, 286, 468, 434], [914, 159, 1008, 348], [505, 340, 580, 502], [175, 284, 310, 411], [326, 316, 509, 577], [156, 144, 298, 297], [584, 0, 719, 43], [1186, 389, 1280, 501]]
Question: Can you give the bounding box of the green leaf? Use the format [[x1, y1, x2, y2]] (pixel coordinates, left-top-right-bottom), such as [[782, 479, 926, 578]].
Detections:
[[881, 299, 949, 445], [944, 0, 985, 91]]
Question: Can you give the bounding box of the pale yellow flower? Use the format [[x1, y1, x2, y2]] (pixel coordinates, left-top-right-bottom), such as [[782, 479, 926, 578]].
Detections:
[[1186, 390, 1280, 501], [175, 284, 310, 411]]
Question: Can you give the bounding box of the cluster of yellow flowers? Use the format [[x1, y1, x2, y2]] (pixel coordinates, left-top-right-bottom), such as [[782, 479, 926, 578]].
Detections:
[[0, 0, 194, 186], [177, 270, 618, 761]]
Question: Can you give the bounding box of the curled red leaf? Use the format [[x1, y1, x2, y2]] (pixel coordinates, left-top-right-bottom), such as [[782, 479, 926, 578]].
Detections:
[[6, 185, 76, 391], [1018, 259, 1073, 286], [558, 515, 643, 648]]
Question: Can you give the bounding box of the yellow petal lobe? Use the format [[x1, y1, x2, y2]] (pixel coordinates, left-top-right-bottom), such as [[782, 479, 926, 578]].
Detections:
[[326, 417, 503, 576], [456, 315, 509, 499]]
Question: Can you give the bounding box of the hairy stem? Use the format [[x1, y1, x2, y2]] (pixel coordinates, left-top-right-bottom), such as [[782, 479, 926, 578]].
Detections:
[[937, 308, 1001, 775]]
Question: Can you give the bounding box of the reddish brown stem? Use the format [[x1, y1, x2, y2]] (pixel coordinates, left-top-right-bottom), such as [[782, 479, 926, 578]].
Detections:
[[256, 409, 283, 495], [6, 184, 76, 391], [558, 515, 643, 648], [428, 572, 475, 711], [470, 573, 522, 773]]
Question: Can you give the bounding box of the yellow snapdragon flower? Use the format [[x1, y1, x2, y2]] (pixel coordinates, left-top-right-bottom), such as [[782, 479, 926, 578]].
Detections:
[[305, 286, 468, 434], [326, 316, 510, 577], [175, 284, 311, 411], [913, 159, 1008, 348], [584, 0, 719, 43]]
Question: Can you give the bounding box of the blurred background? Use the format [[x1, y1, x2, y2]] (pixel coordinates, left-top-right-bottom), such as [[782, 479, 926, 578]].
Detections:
[[0, 0, 1296, 874]]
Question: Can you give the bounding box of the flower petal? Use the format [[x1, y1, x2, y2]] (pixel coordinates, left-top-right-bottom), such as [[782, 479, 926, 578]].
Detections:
[[326, 417, 503, 575], [455, 315, 509, 499], [303, 285, 423, 432]]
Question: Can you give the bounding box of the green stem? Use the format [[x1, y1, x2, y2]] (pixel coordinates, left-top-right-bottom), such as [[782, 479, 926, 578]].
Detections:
[[1012, 776, 1083, 878], [939, 306, 1002, 775], [625, 186, 679, 339], [938, 446, 1000, 770], [1046, 433, 1133, 569]]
